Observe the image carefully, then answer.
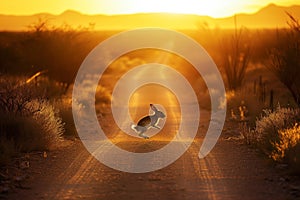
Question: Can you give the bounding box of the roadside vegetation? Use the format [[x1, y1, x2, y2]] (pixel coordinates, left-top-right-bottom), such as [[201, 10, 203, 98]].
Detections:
[[0, 20, 115, 168], [0, 75, 65, 165], [0, 14, 299, 176], [225, 14, 300, 174]]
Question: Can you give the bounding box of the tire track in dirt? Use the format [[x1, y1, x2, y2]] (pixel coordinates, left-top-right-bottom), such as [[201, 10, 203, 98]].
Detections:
[[6, 98, 293, 199]]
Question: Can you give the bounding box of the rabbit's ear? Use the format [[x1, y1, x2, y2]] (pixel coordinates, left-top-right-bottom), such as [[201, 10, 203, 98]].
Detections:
[[150, 104, 158, 111]]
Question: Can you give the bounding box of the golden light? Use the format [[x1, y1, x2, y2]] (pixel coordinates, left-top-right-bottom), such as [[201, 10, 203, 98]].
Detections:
[[97, 0, 251, 18], [0, 0, 298, 18]]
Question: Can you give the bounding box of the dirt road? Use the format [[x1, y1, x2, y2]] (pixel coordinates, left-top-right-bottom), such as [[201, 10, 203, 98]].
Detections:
[[6, 77, 297, 199], [7, 108, 294, 200]]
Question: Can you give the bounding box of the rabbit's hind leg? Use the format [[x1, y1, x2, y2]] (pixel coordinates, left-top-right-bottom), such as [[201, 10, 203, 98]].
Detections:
[[139, 133, 149, 139], [137, 126, 149, 139]]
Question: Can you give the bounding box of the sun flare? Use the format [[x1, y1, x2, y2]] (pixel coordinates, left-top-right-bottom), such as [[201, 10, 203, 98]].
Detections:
[[96, 0, 251, 18]]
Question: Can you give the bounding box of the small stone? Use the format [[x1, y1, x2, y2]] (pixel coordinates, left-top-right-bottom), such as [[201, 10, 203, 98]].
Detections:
[[43, 152, 47, 158], [279, 177, 286, 182]]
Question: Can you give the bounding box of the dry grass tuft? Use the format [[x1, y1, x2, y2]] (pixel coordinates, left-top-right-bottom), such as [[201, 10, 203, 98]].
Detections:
[[0, 75, 64, 164], [243, 106, 300, 173]]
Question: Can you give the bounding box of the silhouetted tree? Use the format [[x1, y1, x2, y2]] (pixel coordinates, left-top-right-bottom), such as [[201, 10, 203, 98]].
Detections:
[[23, 19, 94, 92], [220, 16, 251, 91], [269, 13, 300, 106]]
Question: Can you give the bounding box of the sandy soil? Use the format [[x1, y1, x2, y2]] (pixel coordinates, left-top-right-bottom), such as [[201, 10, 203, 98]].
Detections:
[[3, 117, 300, 200]]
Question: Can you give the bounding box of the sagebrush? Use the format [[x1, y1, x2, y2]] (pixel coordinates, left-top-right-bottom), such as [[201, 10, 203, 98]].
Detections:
[[246, 106, 300, 173], [0, 75, 64, 164]]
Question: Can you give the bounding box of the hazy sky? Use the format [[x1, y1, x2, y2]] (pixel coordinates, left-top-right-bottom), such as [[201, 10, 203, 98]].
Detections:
[[0, 0, 298, 17]]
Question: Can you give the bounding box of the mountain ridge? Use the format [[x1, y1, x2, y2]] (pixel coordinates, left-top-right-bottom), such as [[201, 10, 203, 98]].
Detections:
[[0, 4, 299, 31]]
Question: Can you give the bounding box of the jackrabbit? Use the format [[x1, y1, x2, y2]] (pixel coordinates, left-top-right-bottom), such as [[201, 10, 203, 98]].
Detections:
[[131, 104, 166, 139]]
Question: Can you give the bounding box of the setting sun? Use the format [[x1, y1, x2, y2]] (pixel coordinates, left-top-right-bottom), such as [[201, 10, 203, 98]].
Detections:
[[105, 0, 247, 17]]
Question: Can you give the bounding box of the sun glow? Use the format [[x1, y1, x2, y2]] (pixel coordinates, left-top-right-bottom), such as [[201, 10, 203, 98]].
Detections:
[[0, 0, 298, 18], [118, 0, 248, 17]]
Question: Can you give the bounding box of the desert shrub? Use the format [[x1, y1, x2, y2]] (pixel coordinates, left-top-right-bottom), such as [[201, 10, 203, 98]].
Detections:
[[22, 20, 95, 92], [252, 106, 300, 152], [226, 89, 265, 125], [54, 97, 77, 137], [268, 14, 300, 106], [27, 100, 64, 148], [0, 20, 96, 91], [219, 27, 251, 90], [271, 124, 300, 173], [246, 106, 300, 173], [0, 76, 37, 115], [0, 109, 62, 152], [0, 75, 64, 164], [0, 99, 64, 152]]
